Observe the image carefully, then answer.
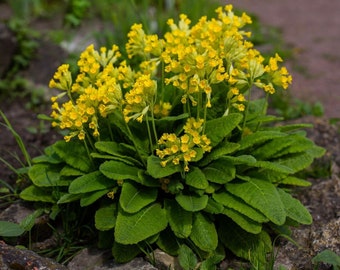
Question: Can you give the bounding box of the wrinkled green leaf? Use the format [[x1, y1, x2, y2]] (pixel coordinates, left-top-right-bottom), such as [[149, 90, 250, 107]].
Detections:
[[112, 241, 141, 263], [238, 131, 286, 151], [312, 249, 340, 269], [219, 217, 272, 265], [28, 163, 62, 187], [146, 155, 181, 178], [165, 199, 192, 238], [226, 179, 286, 225], [53, 140, 93, 172], [115, 204, 167, 244], [69, 171, 114, 194], [190, 212, 218, 252], [120, 181, 157, 213], [199, 141, 240, 166], [20, 185, 56, 203], [222, 207, 262, 234], [95, 203, 117, 231], [278, 188, 312, 225], [80, 189, 110, 207], [185, 166, 208, 189], [176, 193, 208, 212], [205, 113, 243, 147], [100, 160, 141, 181], [203, 158, 235, 184], [178, 244, 198, 270], [213, 190, 268, 223]]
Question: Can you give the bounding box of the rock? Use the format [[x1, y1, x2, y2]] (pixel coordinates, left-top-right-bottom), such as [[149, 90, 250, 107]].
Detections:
[[151, 249, 181, 270], [0, 202, 34, 224], [0, 240, 67, 270], [67, 248, 158, 270]]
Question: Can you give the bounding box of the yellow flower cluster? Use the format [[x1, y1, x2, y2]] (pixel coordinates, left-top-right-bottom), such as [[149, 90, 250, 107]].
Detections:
[[156, 118, 211, 172], [50, 45, 123, 141], [123, 74, 157, 122], [49, 4, 292, 146]]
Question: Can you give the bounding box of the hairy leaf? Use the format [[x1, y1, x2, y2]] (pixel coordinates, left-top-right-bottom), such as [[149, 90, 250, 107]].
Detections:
[[80, 189, 109, 206], [175, 193, 208, 212], [28, 163, 63, 187], [213, 190, 268, 223], [69, 171, 114, 194], [20, 185, 56, 203], [219, 217, 272, 265], [112, 241, 141, 263], [94, 141, 143, 166], [178, 244, 198, 270], [95, 203, 117, 231], [147, 155, 181, 178], [199, 141, 240, 166], [115, 204, 167, 244], [53, 140, 93, 172], [278, 188, 312, 224], [253, 160, 294, 174], [226, 179, 286, 225], [165, 199, 192, 238], [120, 181, 157, 213], [156, 228, 181, 256], [100, 160, 141, 181], [190, 212, 218, 252], [222, 207, 262, 234], [279, 176, 311, 187], [238, 131, 286, 151], [205, 113, 243, 147], [203, 158, 235, 184], [185, 166, 208, 189]]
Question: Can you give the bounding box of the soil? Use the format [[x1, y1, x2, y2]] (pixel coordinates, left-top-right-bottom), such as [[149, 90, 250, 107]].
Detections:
[[0, 1, 339, 269]]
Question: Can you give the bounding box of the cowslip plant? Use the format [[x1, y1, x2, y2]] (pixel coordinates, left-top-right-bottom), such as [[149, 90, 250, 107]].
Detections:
[[20, 5, 324, 268]]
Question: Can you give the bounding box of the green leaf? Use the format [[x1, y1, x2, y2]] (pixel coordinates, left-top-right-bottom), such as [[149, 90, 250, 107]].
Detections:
[[53, 140, 93, 172], [112, 241, 141, 263], [219, 217, 272, 265], [0, 221, 25, 237], [94, 141, 143, 166], [175, 193, 208, 212], [238, 131, 286, 151], [199, 141, 240, 166], [28, 163, 62, 187], [100, 160, 141, 182], [178, 244, 198, 270], [120, 181, 157, 213], [205, 113, 243, 147], [115, 203, 167, 245], [69, 171, 114, 194], [277, 189, 312, 225], [95, 203, 117, 231], [80, 189, 109, 207], [60, 166, 84, 177], [226, 179, 286, 225], [57, 193, 83, 204], [200, 254, 225, 270], [165, 199, 192, 238], [20, 185, 56, 203], [146, 155, 181, 178], [213, 190, 268, 223], [222, 155, 256, 165], [204, 198, 224, 214], [253, 160, 294, 174], [190, 212, 218, 252], [156, 228, 181, 256], [20, 209, 44, 231], [278, 146, 325, 173], [279, 176, 311, 187], [222, 207, 262, 234], [312, 250, 340, 269], [185, 166, 208, 189], [203, 158, 235, 184]]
